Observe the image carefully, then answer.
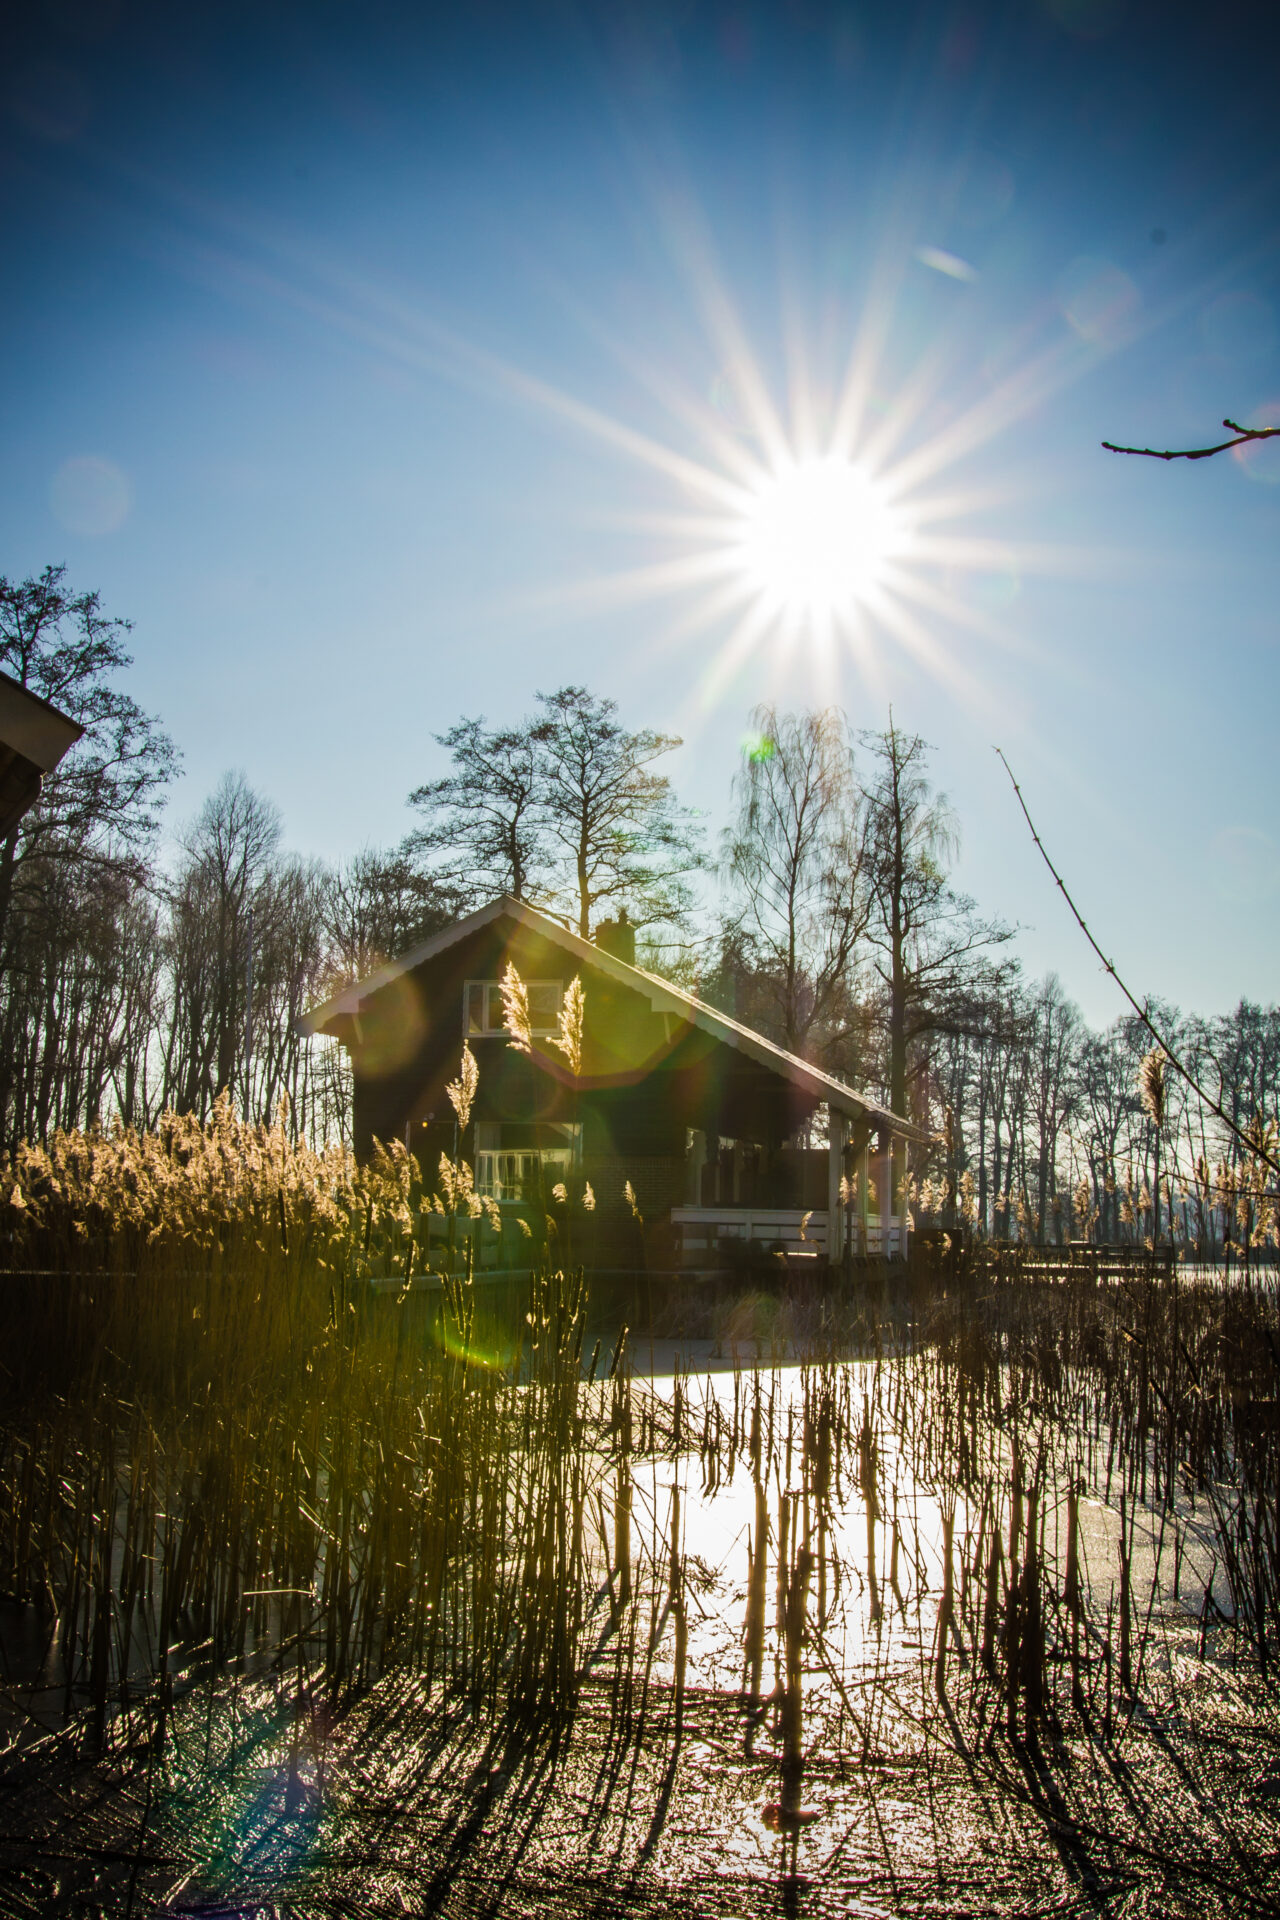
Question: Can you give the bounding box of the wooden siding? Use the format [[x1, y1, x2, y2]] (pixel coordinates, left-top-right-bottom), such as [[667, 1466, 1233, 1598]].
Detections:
[[345, 910, 827, 1163]]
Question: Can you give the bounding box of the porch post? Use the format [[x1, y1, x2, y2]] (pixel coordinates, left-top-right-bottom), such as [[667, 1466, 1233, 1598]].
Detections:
[[685, 1127, 707, 1205], [876, 1129, 893, 1260], [827, 1111, 847, 1268], [891, 1129, 907, 1260], [858, 1133, 871, 1257]]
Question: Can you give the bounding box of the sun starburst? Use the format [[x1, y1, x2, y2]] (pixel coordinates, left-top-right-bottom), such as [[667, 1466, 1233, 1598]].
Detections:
[[731, 455, 915, 623], [143, 170, 1111, 721]]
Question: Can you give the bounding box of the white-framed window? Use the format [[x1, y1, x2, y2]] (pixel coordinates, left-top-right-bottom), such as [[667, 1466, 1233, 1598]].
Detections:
[[464, 978, 563, 1038], [474, 1122, 581, 1202]]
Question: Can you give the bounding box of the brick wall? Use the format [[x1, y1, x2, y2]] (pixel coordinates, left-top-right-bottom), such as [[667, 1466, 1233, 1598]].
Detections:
[[582, 1152, 686, 1220], [580, 1152, 685, 1269]]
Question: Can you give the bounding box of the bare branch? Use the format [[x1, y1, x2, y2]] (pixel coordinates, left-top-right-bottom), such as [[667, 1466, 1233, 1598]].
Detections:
[[1101, 417, 1280, 462], [994, 747, 1280, 1179]]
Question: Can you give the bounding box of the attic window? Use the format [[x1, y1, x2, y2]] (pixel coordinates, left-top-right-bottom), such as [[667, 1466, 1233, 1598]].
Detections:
[[464, 979, 563, 1038]]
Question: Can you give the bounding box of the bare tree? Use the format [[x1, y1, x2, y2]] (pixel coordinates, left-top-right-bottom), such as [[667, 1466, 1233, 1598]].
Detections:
[[997, 748, 1280, 1183], [861, 720, 1010, 1135], [722, 705, 872, 1063], [324, 847, 460, 986], [532, 686, 702, 938], [0, 850, 161, 1143], [0, 566, 175, 961], [162, 774, 282, 1118], [1075, 1022, 1141, 1240], [249, 855, 331, 1129], [0, 567, 175, 1146], [1028, 974, 1082, 1241], [1206, 1000, 1280, 1142], [927, 961, 1030, 1232], [407, 718, 545, 905]]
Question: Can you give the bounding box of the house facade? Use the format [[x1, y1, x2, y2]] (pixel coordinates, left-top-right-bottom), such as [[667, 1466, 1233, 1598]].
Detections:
[[300, 897, 923, 1270]]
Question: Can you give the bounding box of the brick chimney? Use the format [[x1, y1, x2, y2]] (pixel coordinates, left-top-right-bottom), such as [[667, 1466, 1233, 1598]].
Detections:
[[593, 907, 635, 965]]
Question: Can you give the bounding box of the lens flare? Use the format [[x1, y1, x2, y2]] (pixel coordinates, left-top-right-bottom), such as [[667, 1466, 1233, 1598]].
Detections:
[[49, 454, 133, 537], [437, 1306, 520, 1371]]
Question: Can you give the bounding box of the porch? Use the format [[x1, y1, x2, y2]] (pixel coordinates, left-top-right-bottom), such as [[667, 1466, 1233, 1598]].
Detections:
[[690, 1111, 907, 1267]]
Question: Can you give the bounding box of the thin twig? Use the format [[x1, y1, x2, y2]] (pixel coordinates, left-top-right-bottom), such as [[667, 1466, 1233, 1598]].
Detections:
[[1102, 418, 1280, 462], [994, 748, 1280, 1179]]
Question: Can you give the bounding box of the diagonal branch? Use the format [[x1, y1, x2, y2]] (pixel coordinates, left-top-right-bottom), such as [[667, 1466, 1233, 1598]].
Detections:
[[994, 747, 1280, 1180], [1101, 417, 1280, 462]]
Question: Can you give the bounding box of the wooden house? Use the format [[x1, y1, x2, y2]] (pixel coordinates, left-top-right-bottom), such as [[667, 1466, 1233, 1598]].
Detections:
[[300, 896, 923, 1271]]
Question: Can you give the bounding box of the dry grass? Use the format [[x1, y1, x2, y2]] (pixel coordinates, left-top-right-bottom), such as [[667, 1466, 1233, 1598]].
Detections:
[[0, 1101, 601, 1747], [1, 1113, 1278, 1914]]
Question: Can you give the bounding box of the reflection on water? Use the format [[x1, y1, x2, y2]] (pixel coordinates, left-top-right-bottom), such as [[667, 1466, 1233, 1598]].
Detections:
[[575, 1339, 1234, 1886], [620, 1362, 964, 1697], [1, 1323, 1265, 1913], [598, 1359, 975, 1876]]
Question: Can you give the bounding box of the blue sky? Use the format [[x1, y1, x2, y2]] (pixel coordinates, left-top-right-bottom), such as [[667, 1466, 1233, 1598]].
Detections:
[[3, 0, 1278, 1025]]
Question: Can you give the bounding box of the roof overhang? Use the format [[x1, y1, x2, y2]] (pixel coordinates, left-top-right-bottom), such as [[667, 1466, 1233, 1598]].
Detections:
[[301, 895, 929, 1143], [0, 671, 84, 839]]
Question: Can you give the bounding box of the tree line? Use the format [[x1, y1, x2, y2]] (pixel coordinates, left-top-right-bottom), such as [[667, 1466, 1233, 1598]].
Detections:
[[4, 565, 1276, 1253]]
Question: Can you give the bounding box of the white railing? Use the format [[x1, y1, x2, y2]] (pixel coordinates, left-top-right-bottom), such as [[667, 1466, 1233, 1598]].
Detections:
[[671, 1206, 827, 1255], [827, 1219, 907, 1261], [671, 1208, 908, 1263]]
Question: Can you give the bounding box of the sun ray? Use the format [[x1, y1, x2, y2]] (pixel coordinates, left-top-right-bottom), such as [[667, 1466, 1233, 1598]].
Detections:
[[828, 214, 923, 458], [645, 576, 770, 665], [863, 590, 991, 710], [648, 184, 794, 468], [490, 549, 754, 620], [689, 592, 791, 716], [907, 531, 1134, 577], [885, 563, 1030, 662], [856, 325, 976, 476], [522, 261, 775, 492], [779, 253, 826, 463], [96, 140, 1141, 709], [882, 334, 1093, 495]]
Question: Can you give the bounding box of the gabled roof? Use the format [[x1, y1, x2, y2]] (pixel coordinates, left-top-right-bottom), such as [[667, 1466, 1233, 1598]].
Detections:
[[301, 895, 926, 1141]]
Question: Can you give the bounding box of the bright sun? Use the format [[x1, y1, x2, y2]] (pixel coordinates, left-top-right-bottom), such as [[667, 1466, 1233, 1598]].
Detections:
[[734, 456, 912, 621]]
